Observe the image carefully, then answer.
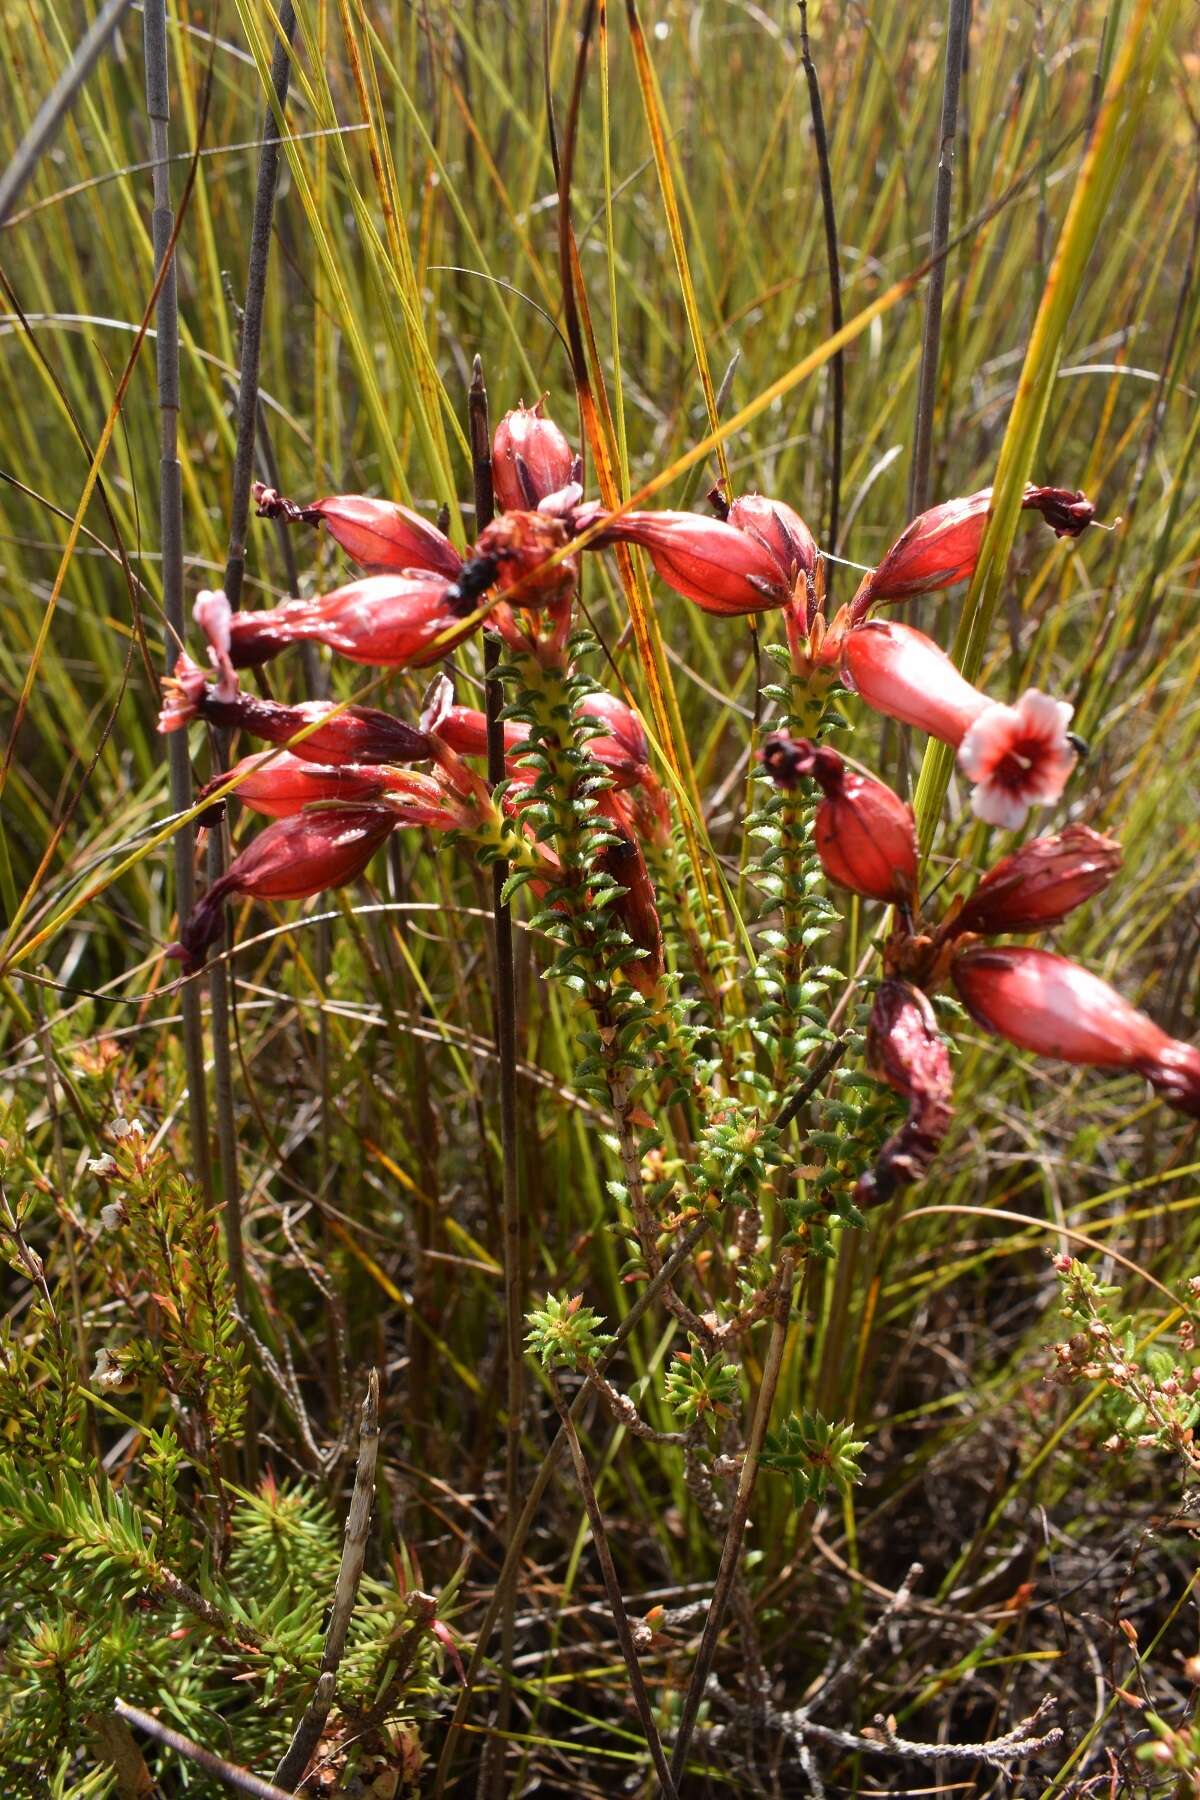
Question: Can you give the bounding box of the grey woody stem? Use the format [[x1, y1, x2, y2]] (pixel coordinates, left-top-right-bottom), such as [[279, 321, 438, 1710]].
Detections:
[[273, 1372, 380, 1791]]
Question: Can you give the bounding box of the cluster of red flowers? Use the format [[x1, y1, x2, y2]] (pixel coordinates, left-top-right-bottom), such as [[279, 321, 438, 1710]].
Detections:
[[761, 736, 1200, 1202], [160, 392, 1197, 1195]]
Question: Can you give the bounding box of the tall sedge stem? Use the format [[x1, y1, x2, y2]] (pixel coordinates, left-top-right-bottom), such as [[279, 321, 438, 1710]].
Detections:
[[212, 0, 297, 1360], [798, 3, 844, 577], [907, 0, 969, 520], [143, 0, 213, 1206], [0, 0, 134, 226]]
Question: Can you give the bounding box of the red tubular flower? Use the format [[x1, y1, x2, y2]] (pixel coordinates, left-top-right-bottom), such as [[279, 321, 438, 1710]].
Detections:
[[208, 576, 478, 672], [435, 705, 524, 759], [951, 944, 1200, 1118], [579, 691, 651, 784], [159, 654, 432, 764], [252, 483, 462, 579], [855, 980, 954, 1209], [491, 399, 578, 512], [197, 752, 395, 821], [378, 768, 482, 831], [169, 806, 397, 973], [592, 510, 792, 614], [852, 482, 1095, 616], [955, 825, 1122, 935], [760, 735, 919, 908]]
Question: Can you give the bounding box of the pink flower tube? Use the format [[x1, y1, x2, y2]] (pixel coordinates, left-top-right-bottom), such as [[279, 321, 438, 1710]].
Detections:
[[158, 654, 431, 764], [725, 493, 818, 591], [955, 825, 1121, 936], [198, 752, 395, 821], [492, 399, 578, 513], [842, 621, 1079, 829], [842, 620, 990, 744], [851, 483, 1096, 616], [437, 690, 652, 791], [856, 980, 955, 1209]]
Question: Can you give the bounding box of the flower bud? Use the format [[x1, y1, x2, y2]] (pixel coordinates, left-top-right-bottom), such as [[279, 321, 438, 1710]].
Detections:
[[437, 690, 650, 788], [760, 734, 918, 907], [435, 705, 524, 760], [855, 980, 954, 1209], [956, 825, 1121, 935], [491, 399, 577, 512], [593, 510, 791, 614], [951, 944, 1200, 1117], [214, 575, 478, 672], [159, 655, 431, 764], [169, 806, 397, 973], [579, 691, 651, 784], [252, 483, 462, 579]]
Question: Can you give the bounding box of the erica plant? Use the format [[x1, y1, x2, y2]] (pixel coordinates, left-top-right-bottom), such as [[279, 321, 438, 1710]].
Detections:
[[141, 364, 1200, 1782]]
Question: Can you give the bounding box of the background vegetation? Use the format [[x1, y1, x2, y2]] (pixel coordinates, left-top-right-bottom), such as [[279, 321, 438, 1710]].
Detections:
[[1, 0, 1198, 1793]]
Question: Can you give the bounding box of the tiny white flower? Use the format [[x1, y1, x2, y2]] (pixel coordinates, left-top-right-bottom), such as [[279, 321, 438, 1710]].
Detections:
[[91, 1347, 132, 1391]]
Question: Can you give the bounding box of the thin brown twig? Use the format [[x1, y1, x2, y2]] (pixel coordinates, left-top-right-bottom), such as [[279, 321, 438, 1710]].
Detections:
[[669, 1254, 795, 1783]]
